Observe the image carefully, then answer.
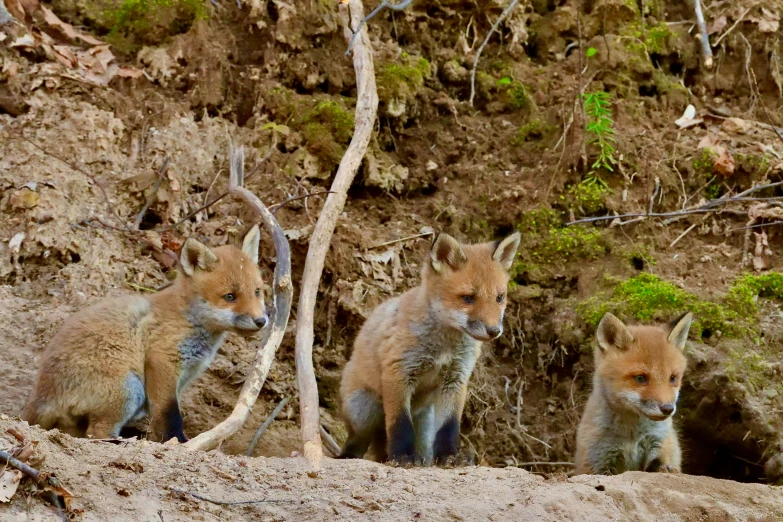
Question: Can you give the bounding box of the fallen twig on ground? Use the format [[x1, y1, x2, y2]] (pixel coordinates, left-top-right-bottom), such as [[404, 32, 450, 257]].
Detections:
[[712, 4, 755, 48], [184, 144, 292, 453], [319, 425, 342, 457], [246, 397, 289, 456], [669, 223, 698, 248], [517, 462, 575, 467], [295, 0, 379, 470], [344, 0, 414, 55], [269, 191, 335, 215], [366, 231, 433, 249], [0, 450, 72, 518], [169, 487, 294, 506], [469, 0, 521, 106]]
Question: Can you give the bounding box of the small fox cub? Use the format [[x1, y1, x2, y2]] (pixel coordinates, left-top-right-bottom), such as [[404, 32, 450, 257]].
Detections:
[[21, 226, 268, 443], [575, 311, 693, 475], [339, 231, 521, 465]]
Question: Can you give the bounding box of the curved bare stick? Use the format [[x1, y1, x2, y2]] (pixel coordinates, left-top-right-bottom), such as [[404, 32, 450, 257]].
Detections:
[[184, 145, 293, 452], [295, 0, 378, 469]]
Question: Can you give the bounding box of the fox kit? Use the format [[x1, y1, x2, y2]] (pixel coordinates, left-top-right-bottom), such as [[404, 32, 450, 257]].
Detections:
[[575, 312, 693, 475], [21, 226, 268, 443], [339, 231, 521, 465]]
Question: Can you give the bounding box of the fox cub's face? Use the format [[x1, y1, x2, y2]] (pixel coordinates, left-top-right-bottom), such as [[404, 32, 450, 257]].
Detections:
[[180, 225, 268, 337], [424, 232, 521, 341], [595, 312, 692, 421]]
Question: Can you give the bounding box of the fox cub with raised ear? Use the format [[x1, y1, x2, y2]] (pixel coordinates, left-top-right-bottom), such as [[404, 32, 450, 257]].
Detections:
[[339, 231, 521, 465], [21, 226, 268, 443], [575, 311, 693, 475]]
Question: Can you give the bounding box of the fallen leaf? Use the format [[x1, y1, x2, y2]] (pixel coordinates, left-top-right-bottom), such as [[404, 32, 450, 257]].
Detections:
[[675, 104, 696, 127], [713, 147, 736, 176], [116, 66, 143, 79], [753, 231, 771, 272], [697, 135, 721, 150], [40, 6, 103, 45], [0, 471, 22, 503], [10, 34, 36, 48]]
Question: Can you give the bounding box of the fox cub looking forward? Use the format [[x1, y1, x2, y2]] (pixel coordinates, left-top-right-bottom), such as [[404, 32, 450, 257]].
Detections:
[[21, 226, 268, 443], [339, 231, 521, 465], [575, 312, 693, 475]]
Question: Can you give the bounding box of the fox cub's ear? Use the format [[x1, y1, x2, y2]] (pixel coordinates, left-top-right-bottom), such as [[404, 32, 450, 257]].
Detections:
[[430, 233, 468, 273], [180, 239, 219, 277], [667, 312, 693, 351], [492, 232, 522, 271], [596, 313, 635, 352], [242, 224, 261, 265]]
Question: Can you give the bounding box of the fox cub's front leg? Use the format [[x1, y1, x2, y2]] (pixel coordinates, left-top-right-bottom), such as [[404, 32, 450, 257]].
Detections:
[[649, 431, 681, 473], [433, 382, 471, 466], [146, 352, 187, 442], [382, 373, 415, 465]]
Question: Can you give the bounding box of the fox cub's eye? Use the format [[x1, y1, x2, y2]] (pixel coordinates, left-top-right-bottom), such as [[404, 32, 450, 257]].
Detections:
[[461, 295, 475, 305], [223, 293, 236, 302], [496, 293, 505, 303], [669, 374, 677, 385], [255, 288, 261, 297], [633, 374, 648, 385]]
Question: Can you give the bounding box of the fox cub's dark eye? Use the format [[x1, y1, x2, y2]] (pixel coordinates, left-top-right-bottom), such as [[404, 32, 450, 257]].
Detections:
[[223, 293, 236, 302], [461, 295, 475, 305], [255, 288, 261, 297], [670, 374, 677, 384], [633, 374, 648, 385], [496, 294, 505, 303]]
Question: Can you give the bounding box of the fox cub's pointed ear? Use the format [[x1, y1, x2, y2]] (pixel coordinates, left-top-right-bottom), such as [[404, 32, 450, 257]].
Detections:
[[242, 224, 261, 265], [667, 312, 693, 350], [180, 239, 218, 277], [430, 233, 467, 273], [492, 232, 521, 271], [596, 313, 635, 352]]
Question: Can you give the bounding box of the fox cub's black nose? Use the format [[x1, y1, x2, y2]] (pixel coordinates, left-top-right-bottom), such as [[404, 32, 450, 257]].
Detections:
[[659, 404, 675, 415], [254, 315, 269, 328], [486, 326, 502, 338]]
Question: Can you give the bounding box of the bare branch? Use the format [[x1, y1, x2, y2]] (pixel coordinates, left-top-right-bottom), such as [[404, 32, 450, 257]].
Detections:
[[0, 450, 72, 518], [319, 425, 342, 457], [296, 0, 379, 470], [344, 0, 414, 56], [469, 0, 521, 106], [184, 145, 293, 453], [133, 156, 169, 229], [169, 487, 294, 506], [690, 0, 713, 69]]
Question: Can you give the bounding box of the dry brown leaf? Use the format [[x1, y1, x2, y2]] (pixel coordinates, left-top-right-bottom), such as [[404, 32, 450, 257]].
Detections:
[[713, 147, 736, 176], [9, 187, 39, 209], [707, 15, 727, 35], [116, 66, 143, 79], [721, 117, 751, 134], [0, 470, 22, 503], [52, 44, 77, 68], [753, 231, 771, 272], [40, 6, 103, 45]]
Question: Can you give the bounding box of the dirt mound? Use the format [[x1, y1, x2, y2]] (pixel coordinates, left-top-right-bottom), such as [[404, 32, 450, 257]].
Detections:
[[2, 419, 783, 521]]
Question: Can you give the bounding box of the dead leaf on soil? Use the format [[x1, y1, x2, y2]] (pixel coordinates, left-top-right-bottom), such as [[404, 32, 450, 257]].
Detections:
[[750, 8, 781, 33], [9, 187, 39, 209], [8, 232, 25, 254], [753, 231, 772, 272], [0, 470, 23, 503], [707, 15, 727, 35], [713, 147, 736, 176], [721, 117, 751, 134], [40, 6, 103, 46]]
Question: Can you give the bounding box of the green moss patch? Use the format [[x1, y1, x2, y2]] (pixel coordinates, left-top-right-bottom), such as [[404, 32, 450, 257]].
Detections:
[[108, 0, 209, 53], [577, 272, 783, 339], [377, 53, 430, 102]]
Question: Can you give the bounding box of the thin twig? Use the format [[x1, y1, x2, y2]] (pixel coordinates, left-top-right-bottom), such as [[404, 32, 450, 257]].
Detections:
[[567, 182, 783, 225], [734, 221, 783, 231], [367, 231, 434, 249], [169, 487, 294, 505], [134, 156, 169, 229], [712, 4, 755, 48], [319, 425, 342, 457], [669, 223, 698, 248], [269, 191, 335, 215], [469, 0, 521, 106], [0, 450, 72, 515], [648, 177, 661, 215], [246, 397, 289, 456], [162, 136, 276, 231], [345, 0, 414, 55]]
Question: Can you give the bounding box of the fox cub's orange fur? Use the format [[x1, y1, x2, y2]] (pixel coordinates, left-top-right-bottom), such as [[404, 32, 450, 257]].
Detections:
[[21, 226, 268, 442], [339, 231, 521, 465], [575, 312, 693, 475]]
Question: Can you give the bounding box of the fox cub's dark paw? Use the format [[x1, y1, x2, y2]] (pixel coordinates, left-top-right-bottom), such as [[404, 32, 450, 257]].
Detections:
[[435, 452, 476, 468], [386, 455, 416, 468], [657, 464, 679, 473]]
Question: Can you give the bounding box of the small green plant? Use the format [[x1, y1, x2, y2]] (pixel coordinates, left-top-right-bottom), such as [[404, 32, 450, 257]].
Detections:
[[108, 0, 209, 52], [565, 177, 611, 214], [583, 91, 618, 173], [586, 47, 598, 58]]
